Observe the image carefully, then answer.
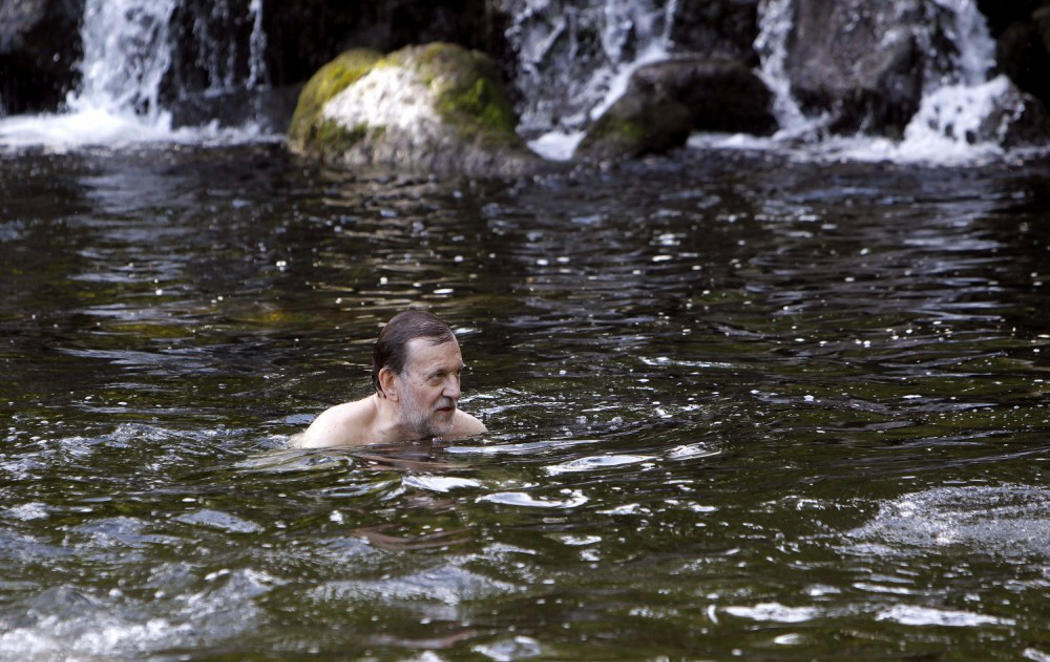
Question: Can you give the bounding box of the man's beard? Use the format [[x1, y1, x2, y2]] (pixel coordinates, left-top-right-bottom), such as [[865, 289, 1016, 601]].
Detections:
[[398, 387, 455, 439]]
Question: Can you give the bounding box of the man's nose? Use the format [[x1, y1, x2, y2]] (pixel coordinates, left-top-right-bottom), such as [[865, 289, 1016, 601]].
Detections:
[[443, 375, 461, 399]]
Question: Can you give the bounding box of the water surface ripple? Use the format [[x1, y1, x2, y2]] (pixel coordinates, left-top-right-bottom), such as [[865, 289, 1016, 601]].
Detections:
[[3, 145, 1050, 659]]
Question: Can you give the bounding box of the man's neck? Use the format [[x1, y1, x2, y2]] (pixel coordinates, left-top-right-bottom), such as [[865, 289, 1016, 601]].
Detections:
[[369, 393, 424, 442]]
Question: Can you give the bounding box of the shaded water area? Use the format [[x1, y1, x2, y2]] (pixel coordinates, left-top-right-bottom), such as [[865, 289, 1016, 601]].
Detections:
[[4, 143, 1050, 659]]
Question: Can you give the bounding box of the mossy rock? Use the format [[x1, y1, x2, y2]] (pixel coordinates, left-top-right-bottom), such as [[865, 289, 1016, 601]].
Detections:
[[391, 43, 517, 136], [575, 86, 693, 161], [287, 42, 543, 177], [287, 48, 383, 153]]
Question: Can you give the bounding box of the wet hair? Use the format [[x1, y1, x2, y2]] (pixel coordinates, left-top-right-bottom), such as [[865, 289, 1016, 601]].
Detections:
[[371, 310, 455, 396]]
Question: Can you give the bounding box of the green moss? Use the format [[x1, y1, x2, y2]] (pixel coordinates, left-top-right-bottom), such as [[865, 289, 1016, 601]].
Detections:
[[588, 116, 647, 145], [576, 94, 692, 160], [437, 76, 516, 133], [309, 120, 378, 158], [287, 48, 382, 151], [393, 42, 518, 140]]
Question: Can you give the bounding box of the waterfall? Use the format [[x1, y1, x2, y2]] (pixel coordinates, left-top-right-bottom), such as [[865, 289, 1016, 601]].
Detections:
[[502, 0, 678, 159], [0, 0, 1037, 162], [897, 0, 1009, 159], [886, 0, 1017, 162], [507, 0, 1024, 164], [931, 0, 995, 86], [753, 0, 812, 138], [67, 0, 178, 124], [177, 0, 269, 96], [749, 0, 1021, 162], [0, 0, 271, 149]]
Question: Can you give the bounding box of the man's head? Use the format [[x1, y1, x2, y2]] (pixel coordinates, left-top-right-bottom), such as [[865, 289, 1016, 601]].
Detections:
[[372, 310, 465, 438], [372, 310, 456, 394]]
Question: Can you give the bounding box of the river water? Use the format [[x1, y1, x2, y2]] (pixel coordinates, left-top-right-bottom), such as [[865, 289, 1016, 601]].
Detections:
[[3, 141, 1050, 660]]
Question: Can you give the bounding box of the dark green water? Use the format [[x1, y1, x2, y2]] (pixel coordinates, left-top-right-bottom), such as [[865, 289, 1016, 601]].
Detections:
[[3, 143, 1050, 660]]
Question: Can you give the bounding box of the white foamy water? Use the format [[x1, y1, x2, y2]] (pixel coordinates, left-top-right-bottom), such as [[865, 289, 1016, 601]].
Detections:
[[0, 109, 267, 151], [689, 0, 1045, 166], [0, 0, 271, 150], [527, 129, 586, 161]]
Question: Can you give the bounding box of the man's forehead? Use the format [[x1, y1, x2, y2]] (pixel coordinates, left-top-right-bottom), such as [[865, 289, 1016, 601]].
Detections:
[[405, 336, 463, 366]]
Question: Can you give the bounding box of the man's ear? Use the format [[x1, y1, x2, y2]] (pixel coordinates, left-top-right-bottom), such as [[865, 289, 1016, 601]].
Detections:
[[378, 366, 398, 401]]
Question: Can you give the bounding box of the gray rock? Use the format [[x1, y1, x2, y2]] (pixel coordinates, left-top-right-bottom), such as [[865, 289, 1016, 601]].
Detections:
[[575, 57, 775, 161], [783, 0, 948, 137], [633, 57, 776, 134], [574, 81, 693, 161], [977, 81, 1050, 148]]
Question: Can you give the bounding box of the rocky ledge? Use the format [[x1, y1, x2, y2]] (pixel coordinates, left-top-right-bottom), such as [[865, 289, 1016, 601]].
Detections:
[[286, 42, 544, 177]]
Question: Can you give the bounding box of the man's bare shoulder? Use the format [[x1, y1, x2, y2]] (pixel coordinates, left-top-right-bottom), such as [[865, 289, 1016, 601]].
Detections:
[[294, 397, 377, 449], [449, 410, 487, 439]]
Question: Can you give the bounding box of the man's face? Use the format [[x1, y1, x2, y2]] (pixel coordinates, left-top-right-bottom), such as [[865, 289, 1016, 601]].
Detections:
[[395, 337, 464, 438]]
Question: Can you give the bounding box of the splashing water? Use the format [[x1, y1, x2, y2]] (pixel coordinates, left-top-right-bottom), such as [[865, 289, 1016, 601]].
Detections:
[[0, 0, 271, 150]]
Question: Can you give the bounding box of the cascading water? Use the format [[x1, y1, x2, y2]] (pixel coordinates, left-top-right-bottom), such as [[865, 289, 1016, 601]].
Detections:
[[504, 0, 1029, 164], [897, 0, 1012, 160], [68, 0, 178, 125], [752, 0, 814, 138], [178, 0, 269, 95], [743, 0, 1028, 163], [501, 0, 678, 159], [0, 0, 271, 149]]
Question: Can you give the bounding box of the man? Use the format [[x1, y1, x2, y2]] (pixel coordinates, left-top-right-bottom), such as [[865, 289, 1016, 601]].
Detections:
[[295, 310, 487, 448]]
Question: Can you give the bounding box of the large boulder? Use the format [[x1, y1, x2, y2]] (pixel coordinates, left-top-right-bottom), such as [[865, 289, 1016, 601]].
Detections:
[[0, 0, 83, 114], [573, 81, 693, 162], [575, 57, 775, 161], [781, 0, 966, 137], [287, 42, 543, 177]]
